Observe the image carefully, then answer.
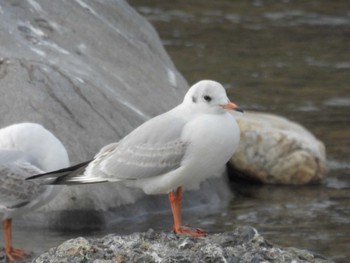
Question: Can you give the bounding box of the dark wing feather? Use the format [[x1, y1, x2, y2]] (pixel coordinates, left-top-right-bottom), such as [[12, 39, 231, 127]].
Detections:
[[26, 160, 96, 184]]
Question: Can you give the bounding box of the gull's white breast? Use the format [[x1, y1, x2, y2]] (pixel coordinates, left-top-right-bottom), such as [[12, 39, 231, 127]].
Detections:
[[130, 112, 240, 194]]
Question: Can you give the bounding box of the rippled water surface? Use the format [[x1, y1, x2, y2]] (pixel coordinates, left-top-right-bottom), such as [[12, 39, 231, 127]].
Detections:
[[1, 1, 349, 262], [128, 0, 350, 262]]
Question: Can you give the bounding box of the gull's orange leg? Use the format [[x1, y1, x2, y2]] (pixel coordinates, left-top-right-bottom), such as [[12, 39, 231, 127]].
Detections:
[[168, 187, 206, 237], [3, 218, 27, 262]]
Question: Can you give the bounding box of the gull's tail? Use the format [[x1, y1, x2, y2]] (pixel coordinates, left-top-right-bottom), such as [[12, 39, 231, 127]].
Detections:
[[26, 160, 106, 185]]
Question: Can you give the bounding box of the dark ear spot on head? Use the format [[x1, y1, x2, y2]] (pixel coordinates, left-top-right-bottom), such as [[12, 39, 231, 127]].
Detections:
[[192, 96, 197, 103]]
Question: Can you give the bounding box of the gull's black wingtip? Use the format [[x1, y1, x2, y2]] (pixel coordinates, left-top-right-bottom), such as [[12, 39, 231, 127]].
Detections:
[[235, 107, 244, 113], [26, 173, 44, 180], [26, 159, 92, 181]]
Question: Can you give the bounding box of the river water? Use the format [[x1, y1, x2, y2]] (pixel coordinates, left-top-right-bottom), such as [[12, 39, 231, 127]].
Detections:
[[1, 1, 349, 262], [127, 0, 350, 262]]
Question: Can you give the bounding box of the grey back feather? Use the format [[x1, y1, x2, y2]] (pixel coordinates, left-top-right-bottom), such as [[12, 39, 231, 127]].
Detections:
[[0, 151, 46, 209], [96, 115, 189, 180]]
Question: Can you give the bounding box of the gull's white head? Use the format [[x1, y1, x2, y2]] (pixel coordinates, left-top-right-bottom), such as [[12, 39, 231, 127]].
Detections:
[[0, 123, 69, 171], [183, 80, 242, 114]]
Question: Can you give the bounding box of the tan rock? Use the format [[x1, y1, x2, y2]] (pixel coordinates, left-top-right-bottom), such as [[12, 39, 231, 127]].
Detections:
[[229, 111, 326, 184]]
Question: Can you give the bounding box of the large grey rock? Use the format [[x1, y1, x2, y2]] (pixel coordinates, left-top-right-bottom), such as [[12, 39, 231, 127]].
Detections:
[[30, 227, 332, 263], [0, 0, 233, 226], [230, 111, 326, 184], [0, 0, 187, 159]]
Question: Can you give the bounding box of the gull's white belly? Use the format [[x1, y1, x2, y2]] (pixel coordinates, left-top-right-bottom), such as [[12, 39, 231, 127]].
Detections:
[[127, 112, 240, 194]]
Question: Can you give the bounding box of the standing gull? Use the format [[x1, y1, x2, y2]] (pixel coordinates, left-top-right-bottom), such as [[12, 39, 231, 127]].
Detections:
[[0, 123, 69, 262], [28, 80, 242, 236]]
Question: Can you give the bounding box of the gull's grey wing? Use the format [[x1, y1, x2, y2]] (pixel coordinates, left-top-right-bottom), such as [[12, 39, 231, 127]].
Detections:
[[91, 114, 189, 180], [0, 150, 45, 209], [29, 113, 190, 185]]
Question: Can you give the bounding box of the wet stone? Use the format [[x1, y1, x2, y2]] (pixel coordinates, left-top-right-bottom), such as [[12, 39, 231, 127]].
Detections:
[[230, 112, 326, 185], [31, 227, 333, 263]]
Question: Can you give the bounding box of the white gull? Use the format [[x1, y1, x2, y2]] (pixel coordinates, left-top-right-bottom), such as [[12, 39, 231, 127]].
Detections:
[[0, 123, 69, 262], [28, 80, 242, 236]]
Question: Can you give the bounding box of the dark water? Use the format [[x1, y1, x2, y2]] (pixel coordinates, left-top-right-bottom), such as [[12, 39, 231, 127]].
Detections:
[[2, 1, 349, 262], [127, 0, 350, 262]]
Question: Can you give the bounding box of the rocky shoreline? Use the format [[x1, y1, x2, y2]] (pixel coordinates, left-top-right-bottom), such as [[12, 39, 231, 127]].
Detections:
[[12, 227, 330, 263]]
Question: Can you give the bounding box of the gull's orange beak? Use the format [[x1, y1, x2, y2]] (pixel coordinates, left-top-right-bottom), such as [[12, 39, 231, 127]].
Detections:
[[222, 101, 244, 113]]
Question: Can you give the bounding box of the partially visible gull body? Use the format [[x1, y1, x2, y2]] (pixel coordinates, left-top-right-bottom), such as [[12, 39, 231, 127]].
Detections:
[[0, 123, 69, 262], [28, 80, 242, 236]]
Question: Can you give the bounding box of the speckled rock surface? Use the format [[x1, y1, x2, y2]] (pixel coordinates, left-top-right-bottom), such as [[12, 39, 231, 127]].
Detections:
[[230, 112, 326, 185], [30, 227, 332, 263]]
